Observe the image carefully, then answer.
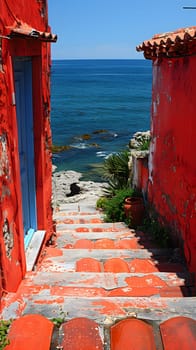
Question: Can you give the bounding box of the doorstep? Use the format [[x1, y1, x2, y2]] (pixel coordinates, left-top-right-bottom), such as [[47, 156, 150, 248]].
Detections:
[[25, 230, 46, 271]]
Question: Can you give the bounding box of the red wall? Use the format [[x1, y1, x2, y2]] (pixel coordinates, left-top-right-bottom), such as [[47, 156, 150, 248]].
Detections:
[[132, 154, 149, 198], [148, 56, 196, 273], [0, 1, 53, 293], [0, 1, 48, 31]]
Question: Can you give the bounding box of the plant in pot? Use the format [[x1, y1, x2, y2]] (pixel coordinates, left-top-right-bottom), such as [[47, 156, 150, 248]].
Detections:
[[98, 149, 145, 227], [101, 187, 135, 223], [123, 192, 145, 228]]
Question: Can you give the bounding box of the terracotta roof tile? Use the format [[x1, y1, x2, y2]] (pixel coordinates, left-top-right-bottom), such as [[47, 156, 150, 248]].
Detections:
[[6, 23, 57, 42], [160, 316, 196, 350], [61, 318, 104, 350], [136, 26, 196, 59], [6, 315, 196, 349], [111, 319, 156, 350], [6, 314, 54, 350]]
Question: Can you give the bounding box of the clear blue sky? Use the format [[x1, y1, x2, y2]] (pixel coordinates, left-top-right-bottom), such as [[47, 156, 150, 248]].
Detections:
[[48, 0, 196, 59]]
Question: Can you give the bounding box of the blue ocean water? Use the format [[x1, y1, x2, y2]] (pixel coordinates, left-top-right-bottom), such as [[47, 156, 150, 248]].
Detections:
[[51, 59, 152, 180]]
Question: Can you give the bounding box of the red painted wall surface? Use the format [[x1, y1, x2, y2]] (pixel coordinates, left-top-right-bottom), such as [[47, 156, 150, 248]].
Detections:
[[148, 56, 196, 273], [132, 154, 149, 197], [0, 1, 48, 31], [0, 1, 53, 293]]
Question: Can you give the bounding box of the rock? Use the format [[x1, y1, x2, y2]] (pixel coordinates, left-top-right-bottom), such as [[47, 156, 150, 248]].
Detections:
[[51, 144, 72, 153], [129, 131, 150, 150], [66, 183, 81, 197], [52, 165, 57, 173], [52, 170, 108, 208]]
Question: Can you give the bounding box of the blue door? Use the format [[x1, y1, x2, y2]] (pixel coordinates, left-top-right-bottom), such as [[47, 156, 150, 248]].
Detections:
[[14, 58, 37, 242]]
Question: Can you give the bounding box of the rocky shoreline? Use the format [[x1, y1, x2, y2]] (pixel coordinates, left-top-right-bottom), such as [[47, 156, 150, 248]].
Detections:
[[52, 168, 108, 208], [52, 131, 150, 209]]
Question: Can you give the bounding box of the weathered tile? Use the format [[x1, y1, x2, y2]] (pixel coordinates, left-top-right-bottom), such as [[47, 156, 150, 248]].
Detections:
[[60, 318, 103, 349], [160, 316, 196, 350], [5, 314, 53, 350], [111, 319, 156, 349], [104, 258, 130, 273], [76, 258, 102, 272]]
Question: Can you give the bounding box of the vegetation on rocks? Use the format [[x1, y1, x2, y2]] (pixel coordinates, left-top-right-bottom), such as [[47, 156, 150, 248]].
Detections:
[[129, 131, 151, 151], [92, 129, 108, 134], [97, 149, 142, 223], [80, 134, 91, 140], [51, 144, 72, 153]]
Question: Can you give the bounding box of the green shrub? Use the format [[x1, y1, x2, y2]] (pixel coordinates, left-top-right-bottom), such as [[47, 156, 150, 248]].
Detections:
[[96, 196, 108, 209], [137, 138, 151, 151], [100, 150, 130, 192], [102, 187, 135, 223]]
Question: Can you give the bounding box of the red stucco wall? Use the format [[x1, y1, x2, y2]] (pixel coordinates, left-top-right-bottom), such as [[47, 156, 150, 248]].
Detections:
[[148, 56, 196, 273], [0, 1, 48, 31], [0, 1, 53, 293], [132, 155, 149, 197]]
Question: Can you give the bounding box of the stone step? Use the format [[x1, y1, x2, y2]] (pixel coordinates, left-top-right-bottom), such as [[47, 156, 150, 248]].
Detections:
[[31, 271, 194, 289], [2, 202, 195, 350], [3, 296, 196, 322], [55, 203, 99, 213], [56, 222, 128, 232], [54, 213, 104, 222], [56, 230, 137, 244]]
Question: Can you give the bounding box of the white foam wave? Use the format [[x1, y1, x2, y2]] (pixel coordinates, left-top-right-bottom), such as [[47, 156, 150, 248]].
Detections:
[[96, 151, 107, 158], [70, 143, 89, 149], [96, 151, 114, 159]]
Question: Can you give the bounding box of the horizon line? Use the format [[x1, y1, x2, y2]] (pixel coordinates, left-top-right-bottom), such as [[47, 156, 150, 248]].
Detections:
[[51, 57, 145, 60]]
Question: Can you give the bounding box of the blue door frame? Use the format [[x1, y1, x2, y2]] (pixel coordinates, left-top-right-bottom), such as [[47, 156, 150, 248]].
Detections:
[[14, 58, 37, 244]]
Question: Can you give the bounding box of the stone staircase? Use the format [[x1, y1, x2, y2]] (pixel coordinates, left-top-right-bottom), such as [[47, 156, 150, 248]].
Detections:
[[1, 202, 196, 349]]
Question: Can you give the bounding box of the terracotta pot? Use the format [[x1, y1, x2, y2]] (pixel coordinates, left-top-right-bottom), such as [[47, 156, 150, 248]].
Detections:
[[124, 197, 145, 227]]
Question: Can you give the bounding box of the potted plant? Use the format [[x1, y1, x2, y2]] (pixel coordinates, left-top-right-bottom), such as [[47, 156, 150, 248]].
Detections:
[[124, 195, 145, 227], [98, 150, 145, 227]]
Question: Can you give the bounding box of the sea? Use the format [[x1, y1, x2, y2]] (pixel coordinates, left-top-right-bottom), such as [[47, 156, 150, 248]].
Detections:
[[51, 59, 152, 181]]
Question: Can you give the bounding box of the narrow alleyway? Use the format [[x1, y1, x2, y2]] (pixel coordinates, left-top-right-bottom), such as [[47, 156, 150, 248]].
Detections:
[[2, 200, 196, 349]]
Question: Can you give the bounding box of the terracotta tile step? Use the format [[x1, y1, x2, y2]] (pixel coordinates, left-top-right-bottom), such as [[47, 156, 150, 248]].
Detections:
[[110, 316, 196, 350], [38, 248, 175, 272], [3, 296, 196, 322], [55, 316, 196, 350], [56, 232, 157, 249], [61, 238, 147, 249], [76, 257, 188, 274], [39, 251, 188, 274], [56, 232, 137, 248], [5, 315, 196, 350]]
